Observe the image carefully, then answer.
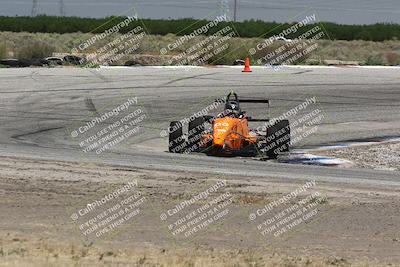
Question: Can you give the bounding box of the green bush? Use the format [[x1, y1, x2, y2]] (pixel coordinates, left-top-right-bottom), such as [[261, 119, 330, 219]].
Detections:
[[2, 30, 399, 66], [0, 15, 400, 42], [362, 55, 384, 65], [16, 41, 55, 59], [208, 41, 248, 65]]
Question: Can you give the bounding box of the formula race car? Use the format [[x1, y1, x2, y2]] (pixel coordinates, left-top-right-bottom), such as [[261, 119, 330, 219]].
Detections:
[[168, 92, 290, 158]]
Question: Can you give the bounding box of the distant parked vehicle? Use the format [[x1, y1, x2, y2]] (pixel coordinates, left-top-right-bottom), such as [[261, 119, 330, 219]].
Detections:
[[273, 36, 293, 42], [63, 55, 84, 65], [44, 57, 63, 66], [233, 59, 245, 65]]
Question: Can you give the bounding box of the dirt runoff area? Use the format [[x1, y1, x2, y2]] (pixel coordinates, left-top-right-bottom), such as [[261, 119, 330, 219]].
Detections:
[[315, 142, 400, 171], [0, 156, 399, 267]]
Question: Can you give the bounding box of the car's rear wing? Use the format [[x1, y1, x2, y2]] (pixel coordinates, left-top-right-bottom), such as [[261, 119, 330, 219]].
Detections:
[[217, 92, 272, 120], [239, 98, 271, 121], [247, 117, 270, 122], [226, 92, 269, 103], [238, 99, 269, 104]]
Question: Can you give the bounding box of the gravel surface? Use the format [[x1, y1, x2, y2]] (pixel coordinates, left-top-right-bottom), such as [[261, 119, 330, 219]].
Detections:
[[316, 142, 400, 171]]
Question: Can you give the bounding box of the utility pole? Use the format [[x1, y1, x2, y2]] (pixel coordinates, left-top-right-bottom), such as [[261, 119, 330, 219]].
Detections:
[[220, 0, 230, 20], [59, 0, 66, 16], [31, 0, 38, 17], [233, 0, 237, 22]]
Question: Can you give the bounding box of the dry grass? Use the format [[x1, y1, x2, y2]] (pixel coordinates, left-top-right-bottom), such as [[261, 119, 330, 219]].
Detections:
[[1, 31, 400, 65], [0, 235, 393, 267], [15, 41, 55, 59], [0, 43, 6, 58], [311, 39, 400, 65], [385, 51, 400, 65]]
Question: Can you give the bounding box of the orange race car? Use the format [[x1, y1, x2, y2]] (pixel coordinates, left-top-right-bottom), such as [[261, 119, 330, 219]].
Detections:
[[168, 92, 290, 158]]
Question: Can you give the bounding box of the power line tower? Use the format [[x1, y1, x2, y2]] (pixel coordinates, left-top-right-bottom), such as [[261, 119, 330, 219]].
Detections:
[[220, 0, 230, 20], [59, 0, 66, 16], [31, 0, 38, 17]]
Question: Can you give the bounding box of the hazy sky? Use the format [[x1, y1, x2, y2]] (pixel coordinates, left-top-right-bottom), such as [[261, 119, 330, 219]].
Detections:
[[1, 0, 400, 24]]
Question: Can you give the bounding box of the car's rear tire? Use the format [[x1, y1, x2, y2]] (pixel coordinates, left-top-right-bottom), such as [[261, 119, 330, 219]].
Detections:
[[266, 120, 290, 159], [187, 117, 205, 152], [169, 121, 185, 153]]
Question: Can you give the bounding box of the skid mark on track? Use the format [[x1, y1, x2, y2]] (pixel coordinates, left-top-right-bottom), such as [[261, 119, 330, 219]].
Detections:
[[162, 72, 218, 86], [291, 70, 313, 75], [12, 126, 64, 140], [88, 69, 111, 82], [84, 97, 99, 115]]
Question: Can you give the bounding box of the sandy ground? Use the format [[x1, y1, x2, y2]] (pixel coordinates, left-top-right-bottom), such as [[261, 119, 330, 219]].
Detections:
[[315, 142, 400, 171], [0, 156, 399, 267]]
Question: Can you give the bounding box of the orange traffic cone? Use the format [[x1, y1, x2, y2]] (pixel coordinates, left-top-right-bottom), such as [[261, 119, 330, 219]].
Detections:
[[242, 57, 252, 72]]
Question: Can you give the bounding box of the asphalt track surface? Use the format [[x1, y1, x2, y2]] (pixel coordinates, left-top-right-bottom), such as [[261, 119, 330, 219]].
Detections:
[[0, 67, 399, 187]]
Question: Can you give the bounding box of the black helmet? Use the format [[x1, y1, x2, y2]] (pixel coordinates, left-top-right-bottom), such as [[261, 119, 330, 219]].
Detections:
[[225, 100, 240, 113]]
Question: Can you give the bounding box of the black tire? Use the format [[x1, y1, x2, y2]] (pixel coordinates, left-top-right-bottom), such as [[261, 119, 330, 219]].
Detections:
[[18, 59, 36, 67], [266, 120, 290, 159], [168, 121, 185, 153], [0, 59, 32, 67], [187, 117, 205, 152], [124, 60, 142, 66], [0, 59, 19, 67]]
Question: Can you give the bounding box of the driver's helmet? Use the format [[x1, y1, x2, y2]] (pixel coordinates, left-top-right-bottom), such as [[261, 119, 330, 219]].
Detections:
[[225, 100, 241, 115]]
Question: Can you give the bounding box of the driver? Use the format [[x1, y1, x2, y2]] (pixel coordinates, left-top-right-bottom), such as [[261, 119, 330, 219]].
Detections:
[[220, 100, 244, 118]]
